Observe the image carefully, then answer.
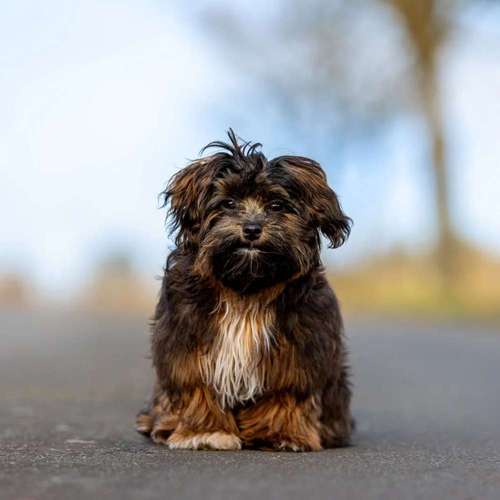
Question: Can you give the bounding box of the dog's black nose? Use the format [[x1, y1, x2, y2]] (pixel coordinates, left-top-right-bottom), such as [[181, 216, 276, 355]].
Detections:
[[243, 223, 262, 241]]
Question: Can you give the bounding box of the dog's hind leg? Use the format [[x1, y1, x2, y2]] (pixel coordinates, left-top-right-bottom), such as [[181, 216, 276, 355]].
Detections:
[[135, 384, 178, 442], [135, 404, 155, 436], [135, 385, 157, 436], [319, 368, 353, 448]]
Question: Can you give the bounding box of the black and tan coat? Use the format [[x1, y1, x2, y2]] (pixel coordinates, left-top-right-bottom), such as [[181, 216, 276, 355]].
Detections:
[[136, 131, 353, 451]]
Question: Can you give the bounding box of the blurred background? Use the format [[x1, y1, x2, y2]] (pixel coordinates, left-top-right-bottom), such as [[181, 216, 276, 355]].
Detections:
[[3, 5, 500, 497], [2, 0, 500, 321]]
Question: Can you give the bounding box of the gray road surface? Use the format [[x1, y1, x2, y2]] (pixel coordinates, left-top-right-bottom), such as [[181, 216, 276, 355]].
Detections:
[[1, 309, 499, 500]]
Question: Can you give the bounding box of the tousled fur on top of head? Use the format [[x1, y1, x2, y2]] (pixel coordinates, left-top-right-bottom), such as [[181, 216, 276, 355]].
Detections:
[[161, 129, 351, 251]]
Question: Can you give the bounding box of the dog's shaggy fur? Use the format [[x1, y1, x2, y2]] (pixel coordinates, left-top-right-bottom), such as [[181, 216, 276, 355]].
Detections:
[[136, 130, 353, 451]]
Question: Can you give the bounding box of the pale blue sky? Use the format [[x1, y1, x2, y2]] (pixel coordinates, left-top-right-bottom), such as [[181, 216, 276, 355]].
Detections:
[[1, 1, 499, 297]]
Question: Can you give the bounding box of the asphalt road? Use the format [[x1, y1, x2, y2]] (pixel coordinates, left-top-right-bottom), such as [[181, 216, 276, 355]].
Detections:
[[1, 309, 500, 500]]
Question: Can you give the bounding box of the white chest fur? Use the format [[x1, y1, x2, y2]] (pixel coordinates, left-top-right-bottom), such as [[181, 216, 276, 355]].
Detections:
[[200, 294, 275, 408]]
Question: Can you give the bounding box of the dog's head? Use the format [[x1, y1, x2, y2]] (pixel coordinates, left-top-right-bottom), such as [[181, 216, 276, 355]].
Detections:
[[163, 130, 351, 294]]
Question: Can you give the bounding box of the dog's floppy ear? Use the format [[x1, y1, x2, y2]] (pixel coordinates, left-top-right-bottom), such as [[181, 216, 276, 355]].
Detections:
[[161, 158, 217, 247], [272, 156, 352, 248], [314, 182, 352, 248]]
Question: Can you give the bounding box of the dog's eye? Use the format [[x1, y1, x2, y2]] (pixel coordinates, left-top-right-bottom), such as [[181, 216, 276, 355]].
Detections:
[[222, 199, 236, 210], [269, 201, 284, 212]]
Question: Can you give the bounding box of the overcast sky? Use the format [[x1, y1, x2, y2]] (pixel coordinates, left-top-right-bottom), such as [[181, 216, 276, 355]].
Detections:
[[1, 0, 499, 297]]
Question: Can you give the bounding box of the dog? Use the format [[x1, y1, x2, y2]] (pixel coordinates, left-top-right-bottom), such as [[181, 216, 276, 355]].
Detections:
[[136, 130, 353, 451]]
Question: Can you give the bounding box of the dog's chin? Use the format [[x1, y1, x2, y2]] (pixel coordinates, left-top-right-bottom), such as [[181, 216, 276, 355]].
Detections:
[[210, 242, 300, 295]]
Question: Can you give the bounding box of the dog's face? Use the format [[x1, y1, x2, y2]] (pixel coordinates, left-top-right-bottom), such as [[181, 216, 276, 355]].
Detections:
[[164, 132, 351, 294]]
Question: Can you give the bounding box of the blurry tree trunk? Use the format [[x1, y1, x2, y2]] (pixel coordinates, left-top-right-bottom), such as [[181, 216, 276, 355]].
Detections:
[[420, 65, 457, 292], [386, 0, 458, 293]]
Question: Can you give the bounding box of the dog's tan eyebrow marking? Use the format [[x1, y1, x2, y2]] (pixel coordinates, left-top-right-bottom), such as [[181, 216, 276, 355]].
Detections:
[[265, 186, 289, 198]]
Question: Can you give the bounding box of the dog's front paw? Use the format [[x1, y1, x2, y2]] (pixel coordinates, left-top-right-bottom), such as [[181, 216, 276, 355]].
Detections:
[[277, 440, 306, 452], [273, 437, 322, 452], [167, 430, 242, 451]]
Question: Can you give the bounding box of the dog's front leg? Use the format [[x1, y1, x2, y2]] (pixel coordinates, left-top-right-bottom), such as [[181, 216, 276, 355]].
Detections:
[[237, 393, 322, 451], [164, 386, 241, 451]]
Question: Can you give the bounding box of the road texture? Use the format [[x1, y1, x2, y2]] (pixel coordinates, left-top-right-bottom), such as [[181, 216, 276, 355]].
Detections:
[[1, 309, 499, 500]]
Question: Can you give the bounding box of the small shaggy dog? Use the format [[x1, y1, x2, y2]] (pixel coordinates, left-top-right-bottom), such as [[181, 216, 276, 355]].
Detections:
[[136, 130, 353, 451]]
